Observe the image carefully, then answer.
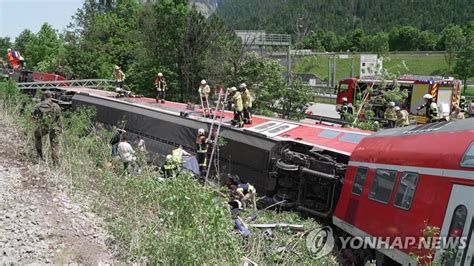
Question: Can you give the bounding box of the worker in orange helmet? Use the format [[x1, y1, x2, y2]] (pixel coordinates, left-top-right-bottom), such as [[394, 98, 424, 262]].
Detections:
[[6, 48, 19, 69]]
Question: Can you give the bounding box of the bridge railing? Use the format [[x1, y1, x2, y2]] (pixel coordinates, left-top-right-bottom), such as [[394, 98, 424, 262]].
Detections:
[[17, 79, 116, 90]]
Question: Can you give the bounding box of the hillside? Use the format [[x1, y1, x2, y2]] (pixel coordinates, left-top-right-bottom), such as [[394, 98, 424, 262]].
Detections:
[[216, 0, 474, 34]]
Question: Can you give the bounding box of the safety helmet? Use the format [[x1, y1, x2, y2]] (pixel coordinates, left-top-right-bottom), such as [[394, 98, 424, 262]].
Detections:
[[342, 97, 348, 102], [166, 154, 172, 161], [201, 79, 206, 85], [229, 87, 237, 92], [393, 106, 401, 112], [114, 65, 120, 70], [423, 94, 433, 100], [158, 72, 163, 77], [239, 83, 247, 89], [7, 48, 11, 52], [198, 128, 205, 135], [461, 96, 466, 100], [389, 101, 395, 107], [115, 87, 122, 92], [229, 199, 243, 210]]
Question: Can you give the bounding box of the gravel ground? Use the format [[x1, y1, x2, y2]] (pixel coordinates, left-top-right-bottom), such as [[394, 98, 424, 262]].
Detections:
[[0, 114, 117, 264]]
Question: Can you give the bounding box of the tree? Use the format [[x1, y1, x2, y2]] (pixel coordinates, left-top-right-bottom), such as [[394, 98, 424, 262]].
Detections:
[[418, 31, 438, 51], [25, 23, 62, 70], [277, 78, 314, 120], [439, 24, 465, 72], [454, 22, 474, 93], [396, 26, 420, 51], [14, 30, 35, 55]]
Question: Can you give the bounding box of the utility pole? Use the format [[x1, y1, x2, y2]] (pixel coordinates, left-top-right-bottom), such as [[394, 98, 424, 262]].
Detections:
[[287, 44, 291, 84], [332, 54, 337, 87]]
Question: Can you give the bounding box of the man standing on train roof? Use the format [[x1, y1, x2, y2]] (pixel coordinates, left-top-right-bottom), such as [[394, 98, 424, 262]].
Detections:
[[384, 101, 397, 128], [239, 83, 253, 124], [459, 96, 467, 113], [195, 128, 208, 176], [417, 94, 439, 123], [229, 87, 244, 128], [113, 65, 125, 89], [394, 106, 410, 127], [198, 79, 211, 115], [32, 90, 62, 165], [155, 72, 167, 103]]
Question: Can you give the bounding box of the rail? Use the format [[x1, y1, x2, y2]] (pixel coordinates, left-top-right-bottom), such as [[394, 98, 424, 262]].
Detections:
[[17, 79, 116, 90]]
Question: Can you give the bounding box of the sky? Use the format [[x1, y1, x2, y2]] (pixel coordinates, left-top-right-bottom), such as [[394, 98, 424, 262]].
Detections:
[[0, 0, 84, 40]]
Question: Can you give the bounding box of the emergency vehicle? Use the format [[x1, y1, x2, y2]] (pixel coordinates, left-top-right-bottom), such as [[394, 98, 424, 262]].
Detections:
[[336, 75, 462, 123]]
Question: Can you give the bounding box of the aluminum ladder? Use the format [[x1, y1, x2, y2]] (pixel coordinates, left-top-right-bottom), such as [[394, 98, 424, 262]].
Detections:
[[204, 87, 229, 183]]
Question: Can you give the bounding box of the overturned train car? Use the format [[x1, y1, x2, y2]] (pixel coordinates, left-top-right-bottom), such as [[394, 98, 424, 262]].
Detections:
[[71, 90, 370, 219]]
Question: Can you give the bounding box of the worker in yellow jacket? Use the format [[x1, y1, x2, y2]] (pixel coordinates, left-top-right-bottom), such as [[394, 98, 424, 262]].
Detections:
[[239, 83, 253, 124], [229, 87, 244, 128]]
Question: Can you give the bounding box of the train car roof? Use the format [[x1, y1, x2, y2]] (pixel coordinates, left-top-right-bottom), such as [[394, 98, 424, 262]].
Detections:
[[64, 87, 372, 156], [350, 119, 474, 173]]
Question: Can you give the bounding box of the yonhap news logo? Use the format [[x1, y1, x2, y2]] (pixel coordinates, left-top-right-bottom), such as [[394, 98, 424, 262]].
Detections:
[[306, 226, 467, 259], [306, 226, 335, 259]]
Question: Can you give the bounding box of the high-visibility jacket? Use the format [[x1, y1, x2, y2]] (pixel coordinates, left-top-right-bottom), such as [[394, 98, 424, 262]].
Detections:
[[155, 77, 167, 91], [427, 102, 439, 121], [384, 107, 397, 121], [7, 51, 18, 69], [231, 92, 243, 112], [196, 135, 207, 153], [198, 85, 210, 97], [241, 89, 252, 108], [114, 69, 125, 82], [396, 110, 410, 127]]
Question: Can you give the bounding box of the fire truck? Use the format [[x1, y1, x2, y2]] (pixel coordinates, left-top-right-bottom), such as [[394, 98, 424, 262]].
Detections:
[[336, 75, 462, 123]]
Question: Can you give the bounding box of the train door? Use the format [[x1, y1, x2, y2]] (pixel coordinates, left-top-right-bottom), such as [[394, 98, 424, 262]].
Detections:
[[436, 185, 474, 265]]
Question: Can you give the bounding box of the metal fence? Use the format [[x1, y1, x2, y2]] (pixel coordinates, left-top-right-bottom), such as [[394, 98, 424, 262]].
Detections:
[[17, 79, 117, 90]]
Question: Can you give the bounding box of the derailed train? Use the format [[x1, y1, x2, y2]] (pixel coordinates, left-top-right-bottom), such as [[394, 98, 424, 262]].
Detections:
[[40, 87, 474, 265]]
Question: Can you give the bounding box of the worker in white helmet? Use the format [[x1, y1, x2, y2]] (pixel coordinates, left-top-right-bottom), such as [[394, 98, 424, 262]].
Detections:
[[229, 87, 244, 127], [239, 83, 253, 124], [161, 154, 178, 178], [198, 79, 211, 116], [6, 48, 18, 69], [113, 65, 125, 89], [394, 106, 410, 127], [338, 97, 350, 120], [384, 101, 397, 128], [417, 94, 439, 123], [195, 128, 208, 175], [155, 72, 167, 103]]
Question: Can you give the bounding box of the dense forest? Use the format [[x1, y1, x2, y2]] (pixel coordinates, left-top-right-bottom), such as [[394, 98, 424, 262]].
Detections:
[[216, 0, 474, 35]]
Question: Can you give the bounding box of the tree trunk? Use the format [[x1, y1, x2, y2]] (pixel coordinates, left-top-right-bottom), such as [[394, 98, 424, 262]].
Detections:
[[463, 78, 468, 94]]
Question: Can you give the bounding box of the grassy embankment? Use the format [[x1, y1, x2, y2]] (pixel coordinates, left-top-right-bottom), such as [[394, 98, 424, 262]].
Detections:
[[0, 80, 338, 265]]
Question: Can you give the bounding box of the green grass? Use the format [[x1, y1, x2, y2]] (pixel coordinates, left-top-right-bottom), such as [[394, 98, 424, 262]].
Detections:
[[293, 53, 472, 81], [462, 85, 474, 96]]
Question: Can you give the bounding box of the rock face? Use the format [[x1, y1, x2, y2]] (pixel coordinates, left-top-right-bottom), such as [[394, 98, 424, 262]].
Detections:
[[189, 0, 222, 17], [0, 115, 117, 264]]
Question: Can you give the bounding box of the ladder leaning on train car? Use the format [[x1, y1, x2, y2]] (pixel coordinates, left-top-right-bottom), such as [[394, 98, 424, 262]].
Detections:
[[204, 87, 228, 183]]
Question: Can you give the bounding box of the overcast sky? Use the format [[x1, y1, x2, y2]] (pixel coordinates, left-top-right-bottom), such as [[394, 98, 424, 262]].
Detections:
[[0, 0, 83, 40]]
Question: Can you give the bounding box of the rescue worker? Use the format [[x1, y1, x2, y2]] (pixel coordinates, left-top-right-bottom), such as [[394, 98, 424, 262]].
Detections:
[[6, 48, 19, 69], [459, 96, 467, 113], [161, 154, 178, 178], [450, 105, 465, 121], [339, 97, 349, 120], [113, 65, 125, 89], [117, 134, 136, 174], [198, 79, 211, 116], [383, 101, 397, 128], [240, 83, 253, 124], [227, 180, 257, 211], [195, 128, 208, 175], [109, 127, 125, 156], [229, 87, 244, 128], [417, 94, 439, 123], [31, 90, 62, 164], [394, 106, 410, 127], [155, 72, 167, 103]]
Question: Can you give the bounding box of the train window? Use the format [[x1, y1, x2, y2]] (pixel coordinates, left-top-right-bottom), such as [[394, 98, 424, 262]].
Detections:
[[351, 167, 368, 195], [318, 129, 340, 139], [368, 169, 397, 204], [393, 172, 419, 210], [339, 133, 365, 144], [461, 142, 474, 168]]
